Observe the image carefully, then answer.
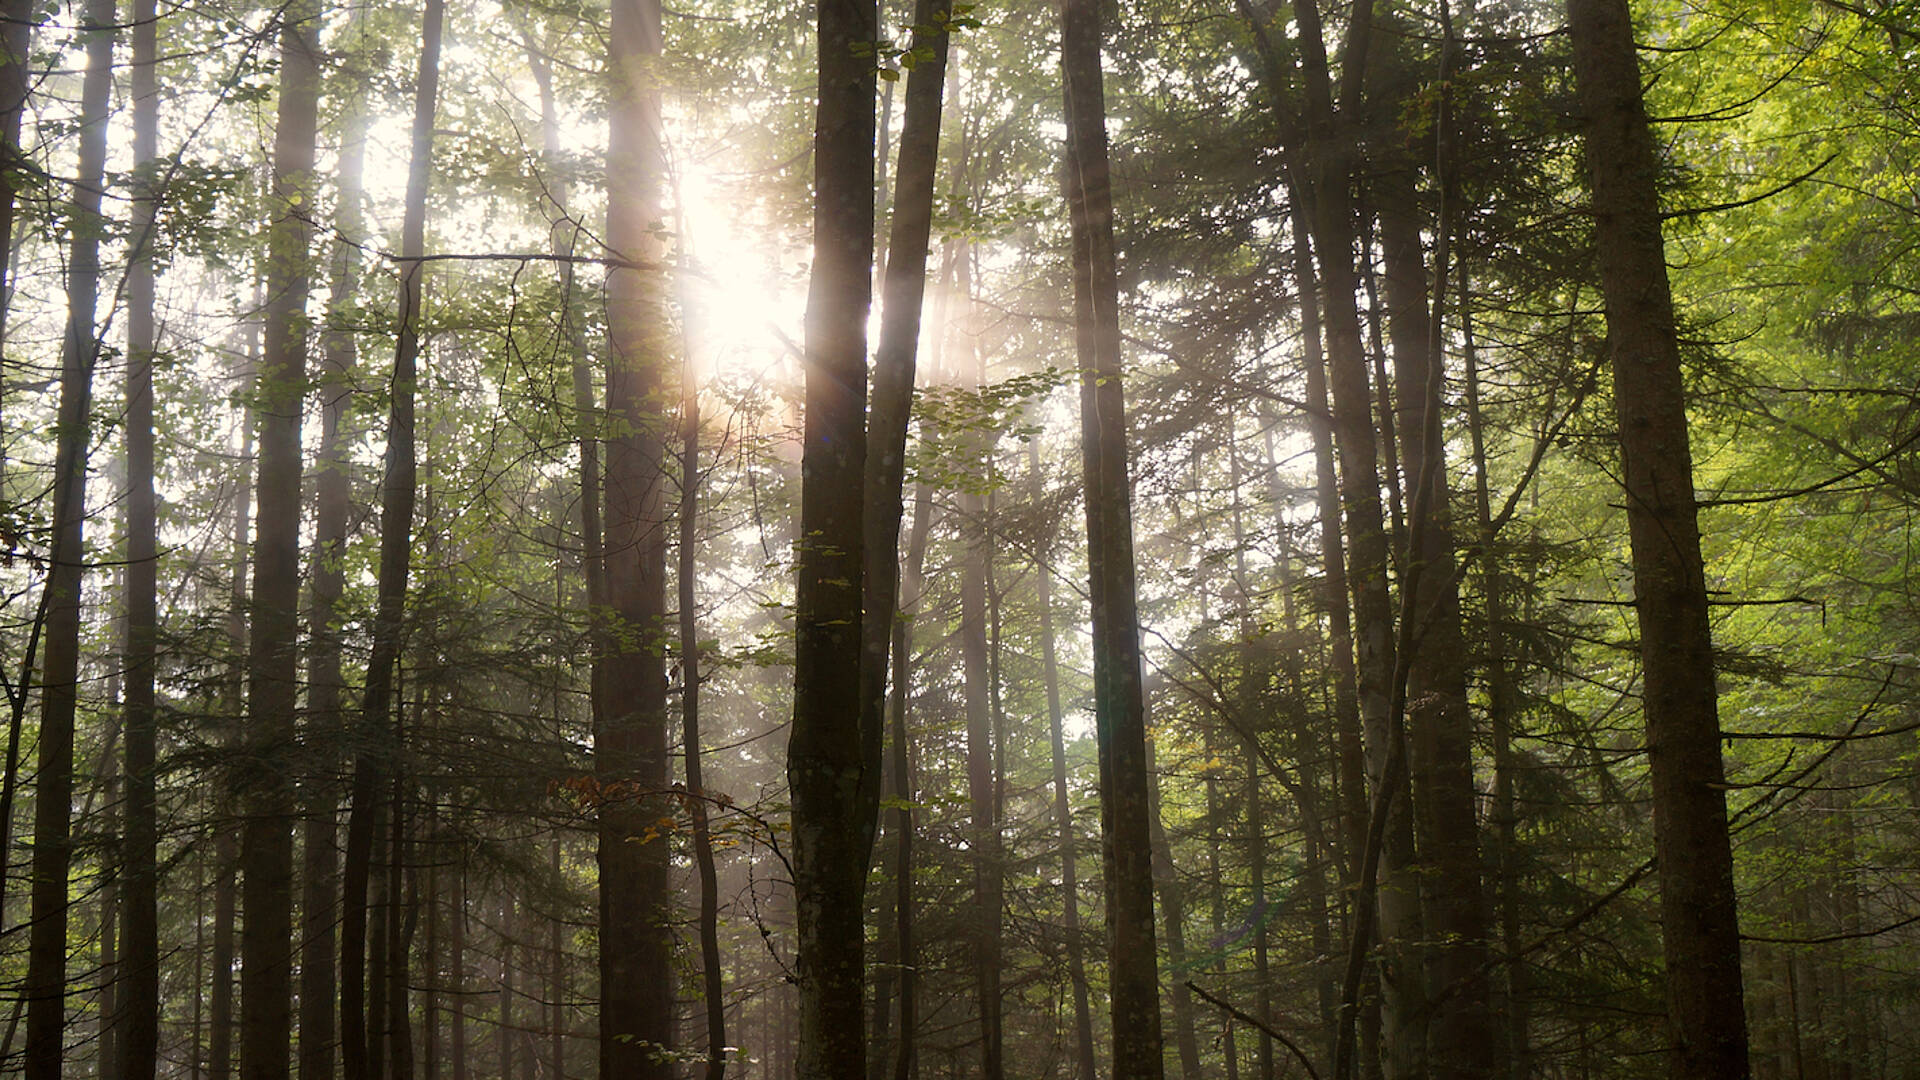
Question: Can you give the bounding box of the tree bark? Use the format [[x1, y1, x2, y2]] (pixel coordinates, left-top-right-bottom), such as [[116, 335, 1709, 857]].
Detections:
[[1146, 738, 1204, 1080], [303, 25, 368, 1080], [788, 0, 877, 1072], [22, 0, 113, 1070], [1567, 0, 1750, 1075], [342, 2, 441, 1071], [860, 7, 950, 1069], [1030, 436, 1100, 1080], [1461, 272, 1529, 1079], [680, 361, 726, 1080], [1369, 22, 1495, 1073], [238, 0, 321, 1071], [0, 0, 32, 351], [600, 0, 674, 1072], [1059, 0, 1165, 1072], [118, 0, 162, 1069]]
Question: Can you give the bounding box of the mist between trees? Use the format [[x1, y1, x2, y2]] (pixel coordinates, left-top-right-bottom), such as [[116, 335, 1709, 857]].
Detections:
[[0, 0, 1915, 1077]]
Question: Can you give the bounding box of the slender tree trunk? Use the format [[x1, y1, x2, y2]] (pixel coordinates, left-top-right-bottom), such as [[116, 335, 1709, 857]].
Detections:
[[1202, 725, 1239, 1080], [1146, 738, 1203, 1080], [302, 21, 367, 1080], [118, 0, 162, 1070], [210, 830, 239, 1080], [501, 903, 515, 1080], [451, 866, 468, 1080], [680, 363, 726, 1080], [1030, 437, 1099, 1080], [0, 0, 32, 350], [101, 746, 121, 1080], [954, 242, 1006, 1080], [1059, 0, 1165, 1072], [600, 0, 674, 1070], [788, 0, 877, 1069], [889, 479, 932, 1080], [549, 839, 565, 1080], [238, 0, 321, 1071], [387, 771, 415, 1080], [860, 6, 950, 1070], [423, 833, 440, 1080], [342, 2, 441, 1072], [1283, 4, 1424, 1077], [1567, 0, 1750, 1074], [22, 0, 113, 1071], [367, 801, 391, 1080], [1461, 273, 1529, 1079], [1369, 25, 1495, 1074]]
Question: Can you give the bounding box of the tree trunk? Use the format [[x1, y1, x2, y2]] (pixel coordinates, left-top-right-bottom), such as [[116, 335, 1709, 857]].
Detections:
[[1146, 737, 1204, 1080], [889, 478, 932, 1080], [1369, 27, 1495, 1072], [210, 830, 239, 1080], [600, 0, 674, 1071], [118, 0, 161, 1069], [549, 839, 565, 1080], [451, 866, 467, 1080], [303, 24, 367, 1080], [680, 360, 726, 1080], [1567, 0, 1750, 1074], [238, 0, 321, 1071], [860, 6, 950, 1070], [1461, 272, 1529, 1079], [22, 0, 112, 1070], [1060, 0, 1166, 1073], [0, 0, 32, 349], [342, 1, 442, 1071], [1282, 3, 1423, 1076], [788, 0, 877, 1071], [1030, 436, 1099, 1080]]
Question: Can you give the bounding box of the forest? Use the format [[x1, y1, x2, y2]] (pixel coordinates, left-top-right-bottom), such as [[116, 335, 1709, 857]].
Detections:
[[0, 0, 1915, 1074]]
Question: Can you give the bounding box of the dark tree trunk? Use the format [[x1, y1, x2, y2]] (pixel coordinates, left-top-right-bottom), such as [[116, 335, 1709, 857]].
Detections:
[[1030, 437, 1099, 1080], [302, 26, 367, 1080], [386, 773, 415, 1080], [210, 831, 239, 1080], [1370, 31, 1495, 1073], [680, 365, 726, 1080], [1146, 739, 1203, 1080], [889, 479, 932, 1080], [1567, 0, 1750, 1074], [860, 5, 949, 1069], [1461, 274, 1529, 1079], [549, 840, 566, 1080], [599, 0, 674, 1072], [1060, 0, 1166, 1071], [787, 0, 877, 1072], [0, 0, 31, 349], [118, 0, 161, 1070], [955, 242, 1006, 1080], [342, 2, 441, 1072], [450, 866, 468, 1080], [22, 0, 113, 1071], [238, 0, 321, 1072], [1282, 3, 1424, 1076]]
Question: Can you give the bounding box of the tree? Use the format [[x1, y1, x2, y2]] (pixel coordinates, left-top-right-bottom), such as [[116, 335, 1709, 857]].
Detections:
[[342, 0, 442, 1073], [787, 0, 877, 1072], [116, 0, 162, 1069], [1567, 0, 1750, 1075], [599, 0, 675, 1070], [237, 0, 321, 1069], [21, 0, 113, 1072], [1060, 0, 1165, 1073]]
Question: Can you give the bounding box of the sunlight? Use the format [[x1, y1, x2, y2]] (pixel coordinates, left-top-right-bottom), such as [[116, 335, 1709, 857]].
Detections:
[[672, 149, 807, 394]]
